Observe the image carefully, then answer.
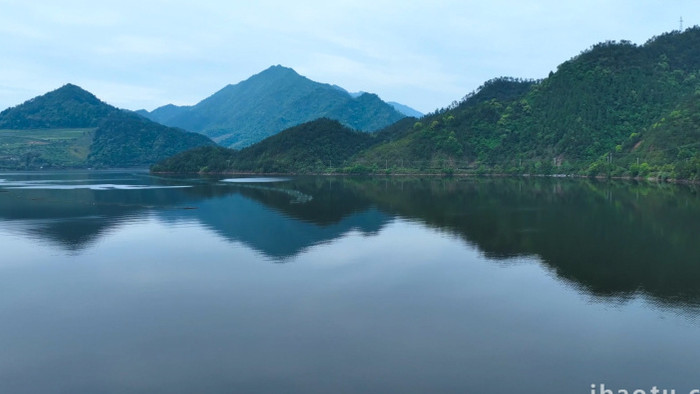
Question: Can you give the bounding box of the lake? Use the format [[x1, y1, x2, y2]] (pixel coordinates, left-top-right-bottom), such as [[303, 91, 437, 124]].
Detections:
[[1, 170, 699, 394]]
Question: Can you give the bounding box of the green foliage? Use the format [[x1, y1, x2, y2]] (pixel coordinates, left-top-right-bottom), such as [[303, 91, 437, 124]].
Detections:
[[619, 91, 700, 180], [150, 146, 234, 173]]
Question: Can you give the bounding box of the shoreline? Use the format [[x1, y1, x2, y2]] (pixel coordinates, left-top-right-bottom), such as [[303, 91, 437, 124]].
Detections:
[[150, 170, 700, 185]]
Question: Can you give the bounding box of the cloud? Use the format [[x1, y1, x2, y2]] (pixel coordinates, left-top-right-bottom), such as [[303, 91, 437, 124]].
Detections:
[[0, 0, 697, 113], [93, 35, 198, 58], [0, 20, 49, 40]]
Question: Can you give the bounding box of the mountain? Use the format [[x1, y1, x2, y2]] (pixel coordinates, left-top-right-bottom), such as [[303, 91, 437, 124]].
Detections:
[[153, 28, 700, 181], [0, 84, 214, 169], [140, 65, 406, 148]]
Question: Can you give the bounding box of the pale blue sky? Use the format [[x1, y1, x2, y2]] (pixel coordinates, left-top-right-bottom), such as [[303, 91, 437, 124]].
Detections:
[[0, 0, 696, 114]]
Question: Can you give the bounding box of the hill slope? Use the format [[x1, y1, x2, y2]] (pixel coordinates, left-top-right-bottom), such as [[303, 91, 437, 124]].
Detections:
[[140, 65, 406, 148], [353, 28, 700, 179], [0, 85, 214, 169]]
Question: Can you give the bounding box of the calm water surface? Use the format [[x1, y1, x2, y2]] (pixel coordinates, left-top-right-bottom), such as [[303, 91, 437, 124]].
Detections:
[[1, 171, 699, 393]]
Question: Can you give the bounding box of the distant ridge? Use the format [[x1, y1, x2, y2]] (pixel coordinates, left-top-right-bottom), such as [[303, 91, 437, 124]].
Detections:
[[387, 101, 423, 118], [330, 86, 423, 117], [140, 65, 407, 148]]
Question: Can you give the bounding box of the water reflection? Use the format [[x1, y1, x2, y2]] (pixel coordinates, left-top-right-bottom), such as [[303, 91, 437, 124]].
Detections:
[[0, 171, 200, 250], [1, 172, 699, 307], [333, 177, 700, 306]]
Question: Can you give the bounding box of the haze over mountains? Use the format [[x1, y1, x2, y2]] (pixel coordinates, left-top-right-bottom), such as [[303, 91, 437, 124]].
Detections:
[[386, 101, 423, 118], [137, 65, 413, 148]]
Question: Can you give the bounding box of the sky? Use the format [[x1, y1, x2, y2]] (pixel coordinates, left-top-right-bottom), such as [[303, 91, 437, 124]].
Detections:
[[0, 0, 697, 114]]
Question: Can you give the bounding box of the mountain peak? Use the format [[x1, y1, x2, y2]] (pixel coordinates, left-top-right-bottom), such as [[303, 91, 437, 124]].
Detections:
[[58, 83, 83, 90], [0, 84, 114, 129], [216, 65, 307, 93], [256, 65, 301, 79], [50, 83, 103, 105], [267, 64, 296, 72], [140, 65, 407, 148]]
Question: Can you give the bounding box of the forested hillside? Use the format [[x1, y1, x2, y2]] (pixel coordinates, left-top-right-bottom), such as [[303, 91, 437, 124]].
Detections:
[[353, 27, 700, 179], [151, 118, 375, 173]]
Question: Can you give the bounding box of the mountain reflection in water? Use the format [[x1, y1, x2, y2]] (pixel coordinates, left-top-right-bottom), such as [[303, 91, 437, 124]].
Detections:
[[1, 172, 699, 307]]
